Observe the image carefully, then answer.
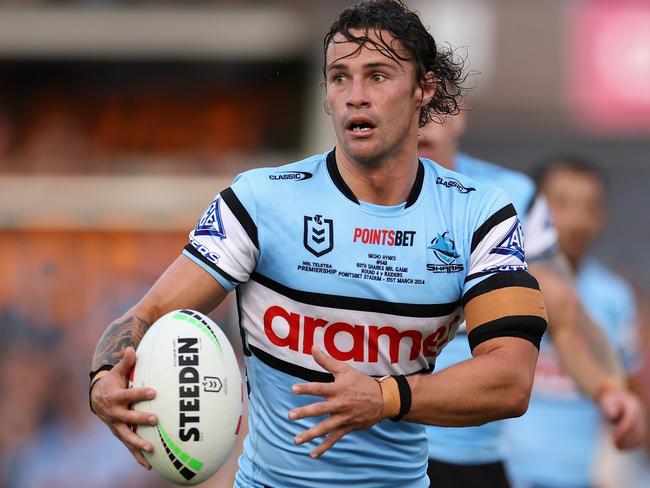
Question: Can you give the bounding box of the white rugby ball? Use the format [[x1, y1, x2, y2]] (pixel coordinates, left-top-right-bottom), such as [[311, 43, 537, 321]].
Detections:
[[131, 309, 243, 485]]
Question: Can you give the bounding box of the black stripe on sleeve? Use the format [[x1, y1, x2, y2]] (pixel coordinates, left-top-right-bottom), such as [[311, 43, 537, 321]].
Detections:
[[221, 187, 259, 249], [251, 271, 460, 318], [183, 243, 240, 285], [235, 287, 252, 357], [462, 271, 539, 306], [470, 204, 517, 253], [467, 315, 547, 351], [250, 345, 433, 382]]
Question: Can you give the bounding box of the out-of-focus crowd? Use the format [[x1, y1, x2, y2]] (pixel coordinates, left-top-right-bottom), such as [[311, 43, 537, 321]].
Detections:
[[0, 231, 243, 487]]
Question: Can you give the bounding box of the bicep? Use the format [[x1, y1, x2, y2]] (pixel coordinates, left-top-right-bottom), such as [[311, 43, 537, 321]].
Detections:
[[131, 254, 229, 323]]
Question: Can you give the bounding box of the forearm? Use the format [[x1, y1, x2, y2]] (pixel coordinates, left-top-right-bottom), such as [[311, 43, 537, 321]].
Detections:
[[91, 314, 151, 372], [91, 254, 228, 373], [550, 309, 624, 398], [530, 257, 624, 398], [404, 337, 537, 426]]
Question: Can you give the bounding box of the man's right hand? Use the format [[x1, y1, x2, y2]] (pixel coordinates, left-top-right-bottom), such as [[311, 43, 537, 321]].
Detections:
[[599, 386, 646, 450], [90, 346, 158, 469]]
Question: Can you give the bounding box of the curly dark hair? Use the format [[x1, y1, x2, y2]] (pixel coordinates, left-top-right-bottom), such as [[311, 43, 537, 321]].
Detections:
[[323, 0, 467, 127]]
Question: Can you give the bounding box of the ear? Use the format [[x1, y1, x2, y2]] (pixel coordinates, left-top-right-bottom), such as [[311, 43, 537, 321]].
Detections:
[[419, 71, 436, 108]]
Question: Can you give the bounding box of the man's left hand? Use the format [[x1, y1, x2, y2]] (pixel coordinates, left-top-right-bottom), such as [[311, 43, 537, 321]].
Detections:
[[289, 346, 384, 458], [599, 387, 646, 450]]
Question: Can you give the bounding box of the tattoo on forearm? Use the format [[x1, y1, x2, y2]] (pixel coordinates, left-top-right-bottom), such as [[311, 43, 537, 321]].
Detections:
[[91, 316, 150, 371]]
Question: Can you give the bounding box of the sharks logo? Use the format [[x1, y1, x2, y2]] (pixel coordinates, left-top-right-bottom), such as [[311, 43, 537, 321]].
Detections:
[[490, 218, 525, 262], [427, 232, 464, 273], [195, 196, 226, 238]]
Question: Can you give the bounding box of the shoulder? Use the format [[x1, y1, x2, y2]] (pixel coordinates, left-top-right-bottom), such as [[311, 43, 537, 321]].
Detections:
[[580, 259, 635, 303], [421, 158, 517, 244], [421, 157, 505, 204], [232, 152, 326, 187], [227, 152, 328, 208], [455, 153, 536, 216]]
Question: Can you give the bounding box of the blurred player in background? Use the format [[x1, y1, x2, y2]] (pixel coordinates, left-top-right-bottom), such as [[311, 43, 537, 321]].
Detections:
[[503, 157, 643, 488], [88, 1, 548, 487], [418, 113, 645, 488]]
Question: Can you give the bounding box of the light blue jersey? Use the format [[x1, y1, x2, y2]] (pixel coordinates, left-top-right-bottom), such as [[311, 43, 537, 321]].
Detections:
[[503, 259, 638, 488], [426, 153, 557, 464], [183, 150, 537, 487]]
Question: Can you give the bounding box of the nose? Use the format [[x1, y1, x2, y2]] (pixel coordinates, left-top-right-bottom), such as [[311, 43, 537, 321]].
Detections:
[[346, 78, 370, 109]]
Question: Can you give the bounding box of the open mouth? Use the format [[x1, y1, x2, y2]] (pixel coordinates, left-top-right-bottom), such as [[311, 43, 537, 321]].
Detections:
[[346, 120, 376, 133]]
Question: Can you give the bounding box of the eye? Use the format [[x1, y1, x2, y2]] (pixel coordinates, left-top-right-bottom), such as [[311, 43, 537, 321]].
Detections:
[[330, 74, 346, 85], [372, 73, 387, 82]]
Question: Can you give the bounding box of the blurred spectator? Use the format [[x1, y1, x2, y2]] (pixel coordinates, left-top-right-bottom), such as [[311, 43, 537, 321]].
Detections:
[[504, 156, 645, 488], [3, 346, 156, 488]]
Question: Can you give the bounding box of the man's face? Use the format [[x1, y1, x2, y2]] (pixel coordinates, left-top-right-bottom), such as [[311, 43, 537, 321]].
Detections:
[[325, 29, 431, 165], [541, 167, 606, 263]]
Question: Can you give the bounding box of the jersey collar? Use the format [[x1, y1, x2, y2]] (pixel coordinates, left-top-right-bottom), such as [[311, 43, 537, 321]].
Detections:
[[326, 149, 424, 208]]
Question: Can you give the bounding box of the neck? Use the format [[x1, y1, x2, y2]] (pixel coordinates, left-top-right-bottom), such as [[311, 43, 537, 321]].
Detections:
[[334, 145, 419, 206], [566, 254, 582, 273]]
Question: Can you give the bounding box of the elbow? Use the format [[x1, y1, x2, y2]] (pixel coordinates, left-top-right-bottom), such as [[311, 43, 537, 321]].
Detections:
[[506, 388, 531, 418], [502, 372, 533, 418]]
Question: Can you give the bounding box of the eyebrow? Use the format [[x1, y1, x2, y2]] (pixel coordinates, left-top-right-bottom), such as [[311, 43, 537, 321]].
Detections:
[[326, 61, 399, 73]]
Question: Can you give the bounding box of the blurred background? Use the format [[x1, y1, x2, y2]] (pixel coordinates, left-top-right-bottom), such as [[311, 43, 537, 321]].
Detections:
[[0, 0, 648, 487]]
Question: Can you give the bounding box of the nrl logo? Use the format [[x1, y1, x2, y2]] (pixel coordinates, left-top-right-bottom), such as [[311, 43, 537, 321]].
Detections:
[[303, 214, 334, 257]]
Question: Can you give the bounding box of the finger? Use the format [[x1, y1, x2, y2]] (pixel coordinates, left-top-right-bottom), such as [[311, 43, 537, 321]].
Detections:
[[310, 428, 349, 459], [292, 381, 336, 397], [126, 442, 152, 470], [289, 400, 334, 421], [295, 416, 342, 445], [312, 346, 348, 375], [600, 394, 623, 423], [114, 422, 154, 453], [108, 386, 156, 406], [113, 346, 137, 377], [113, 407, 158, 426]]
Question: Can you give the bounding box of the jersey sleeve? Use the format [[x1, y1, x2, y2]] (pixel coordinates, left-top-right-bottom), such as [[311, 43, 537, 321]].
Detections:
[[523, 194, 558, 263], [182, 172, 259, 291], [462, 190, 547, 350]]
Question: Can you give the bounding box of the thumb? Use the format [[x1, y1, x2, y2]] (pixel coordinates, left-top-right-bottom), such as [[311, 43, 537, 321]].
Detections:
[[600, 394, 623, 423], [113, 346, 137, 378]]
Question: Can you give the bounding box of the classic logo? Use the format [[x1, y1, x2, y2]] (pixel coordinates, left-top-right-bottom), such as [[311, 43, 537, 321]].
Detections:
[[263, 305, 461, 364], [427, 232, 464, 273], [195, 196, 226, 239], [269, 171, 313, 181], [304, 214, 334, 257], [490, 218, 525, 262], [436, 176, 476, 193]]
